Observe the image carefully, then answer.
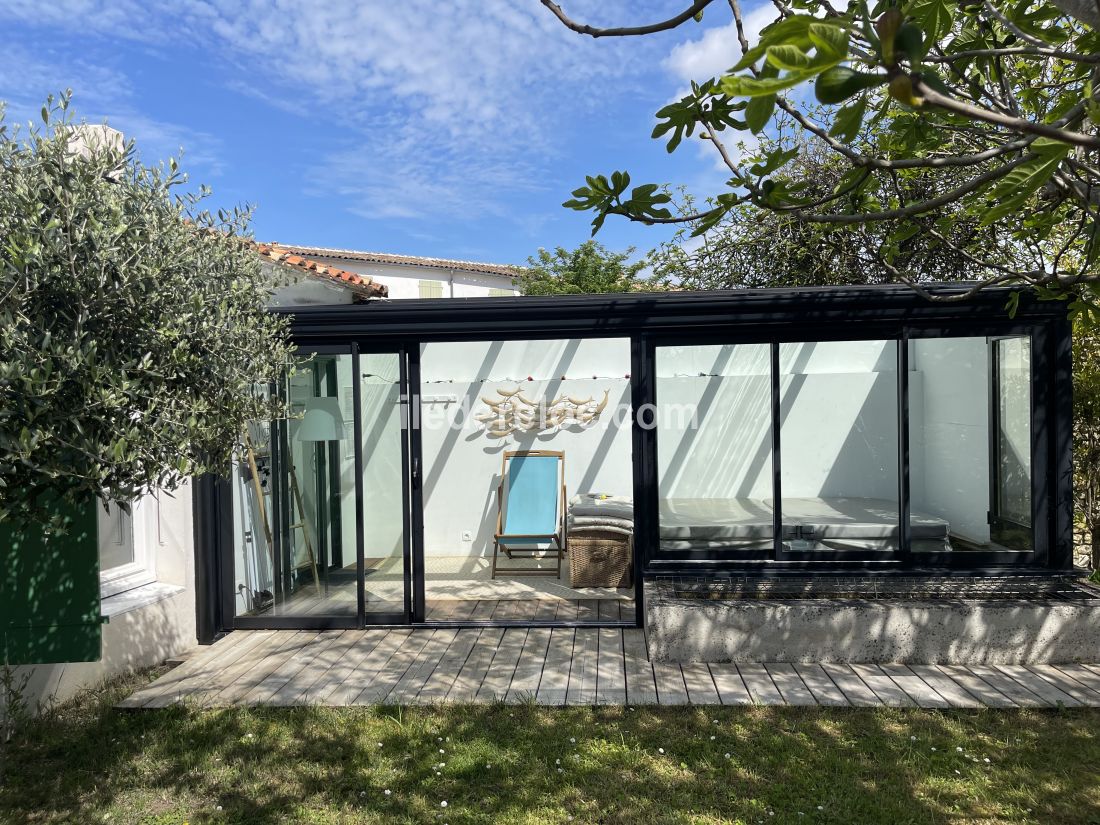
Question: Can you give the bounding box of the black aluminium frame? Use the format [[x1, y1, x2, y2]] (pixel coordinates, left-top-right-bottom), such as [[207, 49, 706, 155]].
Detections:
[[193, 284, 1075, 642]]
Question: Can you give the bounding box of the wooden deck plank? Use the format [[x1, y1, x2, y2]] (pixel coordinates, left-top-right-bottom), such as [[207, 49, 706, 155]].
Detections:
[[536, 628, 575, 705], [447, 628, 506, 702], [793, 664, 850, 707], [878, 664, 950, 708], [622, 630, 658, 706], [211, 631, 314, 706], [555, 600, 580, 621], [507, 628, 553, 703], [267, 631, 360, 706], [906, 665, 984, 708], [130, 630, 271, 709], [819, 664, 883, 706], [244, 631, 339, 704], [596, 629, 627, 704], [597, 600, 621, 623], [532, 599, 560, 623], [966, 665, 1049, 708], [565, 628, 599, 705], [848, 664, 917, 707], [993, 665, 1081, 707], [576, 599, 599, 622], [738, 664, 786, 705], [185, 631, 296, 706], [477, 628, 529, 702], [342, 630, 436, 705], [934, 665, 1018, 708], [467, 600, 497, 621], [764, 664, 819, 706], [652, 662, 690, 705], [419, 629, 482, 701], [317, 630, 411, 705], [681, 663, 721, 705], [376, 629, 460, 705], [707, 664, 752, 706], [1050, 664, 1100, 699], [1023, 665, 1100, 705]]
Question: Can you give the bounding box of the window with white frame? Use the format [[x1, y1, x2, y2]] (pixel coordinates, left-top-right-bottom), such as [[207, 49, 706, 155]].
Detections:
[[98, 499, 156, 597]]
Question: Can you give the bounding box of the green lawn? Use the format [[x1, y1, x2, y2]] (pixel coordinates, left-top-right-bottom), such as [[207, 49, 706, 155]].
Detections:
[[2, 669, 1099, 824]]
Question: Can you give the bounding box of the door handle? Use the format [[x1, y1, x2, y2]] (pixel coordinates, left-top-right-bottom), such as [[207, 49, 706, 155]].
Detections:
[[411, 456, 421, 490]]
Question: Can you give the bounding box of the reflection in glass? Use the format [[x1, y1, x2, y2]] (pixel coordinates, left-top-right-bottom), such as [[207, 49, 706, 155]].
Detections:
[[779, 340, 900, 554], [656, 344, 773, 553], [909, 335, 1032, 552], [232, 353, 358, 618]]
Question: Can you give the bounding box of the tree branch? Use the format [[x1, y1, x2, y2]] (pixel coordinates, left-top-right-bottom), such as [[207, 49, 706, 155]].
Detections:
[[911, 77, 1100, 149], [539, 0, 717, 38]]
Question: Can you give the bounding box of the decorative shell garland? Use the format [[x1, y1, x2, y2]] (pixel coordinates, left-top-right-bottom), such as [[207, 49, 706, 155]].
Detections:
[[475, 386, 609, 437]]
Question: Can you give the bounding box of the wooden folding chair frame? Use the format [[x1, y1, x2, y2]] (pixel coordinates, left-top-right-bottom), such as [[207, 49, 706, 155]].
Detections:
[[491, 449, 567, 579]]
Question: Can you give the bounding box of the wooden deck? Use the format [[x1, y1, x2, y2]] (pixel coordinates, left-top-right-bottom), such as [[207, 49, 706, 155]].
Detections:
[[118, 628, 1100, 709]]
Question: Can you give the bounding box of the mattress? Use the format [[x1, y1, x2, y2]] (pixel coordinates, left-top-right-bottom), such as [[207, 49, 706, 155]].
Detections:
[[658, 496, 950, 552]]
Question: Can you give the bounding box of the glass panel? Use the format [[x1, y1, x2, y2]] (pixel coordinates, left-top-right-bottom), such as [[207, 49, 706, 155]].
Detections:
[[656, 344, 773, 554], [909, 335, 1033, 552], [360, 353, 409, 614], [779, 340, 899, 554], [419, 338, 634, 622], [98, 502, 135, 570], [994, 338, 1032, 533], [232, 354, 359, 619]]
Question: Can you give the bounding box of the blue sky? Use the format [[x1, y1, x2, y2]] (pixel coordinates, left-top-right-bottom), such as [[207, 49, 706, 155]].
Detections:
[[0, 1, 773, 267]]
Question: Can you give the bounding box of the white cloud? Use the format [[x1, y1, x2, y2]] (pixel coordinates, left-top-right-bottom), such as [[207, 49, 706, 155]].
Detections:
[[662, 2, 777, 82]]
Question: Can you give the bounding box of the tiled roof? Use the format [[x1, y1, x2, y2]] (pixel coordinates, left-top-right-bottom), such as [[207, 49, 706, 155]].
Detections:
[[256, 243, 388, 299], [273, 244, 522, 279]]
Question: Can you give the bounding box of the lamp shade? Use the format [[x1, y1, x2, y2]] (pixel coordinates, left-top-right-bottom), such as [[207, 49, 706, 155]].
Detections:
[[296, 397, 345, 442]]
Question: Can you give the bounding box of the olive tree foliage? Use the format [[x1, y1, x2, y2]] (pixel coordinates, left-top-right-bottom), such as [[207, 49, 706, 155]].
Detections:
[[521, 240, 648, 295], [1074, 316, 1100, 569], [0, 94, 293, 524], [543, 0, 1100, 317]]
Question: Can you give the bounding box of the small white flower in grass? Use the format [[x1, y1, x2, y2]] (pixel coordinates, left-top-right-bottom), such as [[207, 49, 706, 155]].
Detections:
[[555, 759, 561, 765], [441, 801, 448, 808], [710, 735, 716, 741], [910, 735, 917, 741], [360, 792, 366, 797], [724, 753, 731, 759], [816, 806, 823, 811], [216, 805, 223, 811], [440, 749, 446, 754], [956, 746, 964, 752], [378, 742, 384, 748], [569, 737, 576, 744], [984, 757, 991, 763], [931, 747, 937, 752], [954, 770, 961, 775], [438, 737, 443, 742], [384, 789, 392, 796], [557, 767, 564, 773], [246, 733, 254, 739], [435, 771, 441, 777], [658, 748, 665, 754]]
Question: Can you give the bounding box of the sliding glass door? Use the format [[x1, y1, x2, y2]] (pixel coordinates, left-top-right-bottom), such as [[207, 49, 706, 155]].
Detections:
[[230, 345, 415, 627]]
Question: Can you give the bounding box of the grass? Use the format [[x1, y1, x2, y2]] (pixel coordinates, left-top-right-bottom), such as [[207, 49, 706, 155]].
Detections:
[[1, 669, 1099, 824]]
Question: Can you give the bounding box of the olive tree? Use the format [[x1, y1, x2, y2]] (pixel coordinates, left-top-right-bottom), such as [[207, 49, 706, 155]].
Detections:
[[522, 240, 647, 295], [0, 94, 292, 524]]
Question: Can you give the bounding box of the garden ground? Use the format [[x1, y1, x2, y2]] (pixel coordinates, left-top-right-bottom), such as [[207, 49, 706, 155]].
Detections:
[[1, 667, 1098, 825]]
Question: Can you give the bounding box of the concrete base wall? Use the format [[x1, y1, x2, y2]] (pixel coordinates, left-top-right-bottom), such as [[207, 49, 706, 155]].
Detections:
[[646, 594, 1100, 665]]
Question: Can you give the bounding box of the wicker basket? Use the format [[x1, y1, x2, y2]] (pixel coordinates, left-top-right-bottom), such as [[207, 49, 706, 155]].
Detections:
[[568, 529, 633, 588]]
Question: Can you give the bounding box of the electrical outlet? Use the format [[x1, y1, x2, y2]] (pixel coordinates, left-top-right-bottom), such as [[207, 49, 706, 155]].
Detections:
[[461, 530, 472, 542]]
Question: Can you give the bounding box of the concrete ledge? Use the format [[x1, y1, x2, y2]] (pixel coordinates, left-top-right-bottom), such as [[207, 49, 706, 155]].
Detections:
[[645, 583, 1100, 665]]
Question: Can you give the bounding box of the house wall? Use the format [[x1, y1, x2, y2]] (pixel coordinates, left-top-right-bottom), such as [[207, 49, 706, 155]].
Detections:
[[418, 338, 633, 556], [7, 484, 196, 712], [298, 256, 517, 299]]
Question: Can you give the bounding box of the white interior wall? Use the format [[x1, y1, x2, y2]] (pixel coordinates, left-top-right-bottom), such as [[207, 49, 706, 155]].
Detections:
[[420, 339, 633, 556], [656, 344, 773, 499], [910, 337, 991, 544]]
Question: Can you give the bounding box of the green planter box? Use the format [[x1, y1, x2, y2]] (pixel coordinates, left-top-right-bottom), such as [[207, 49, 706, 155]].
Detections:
[[1, 498, 102, 664]]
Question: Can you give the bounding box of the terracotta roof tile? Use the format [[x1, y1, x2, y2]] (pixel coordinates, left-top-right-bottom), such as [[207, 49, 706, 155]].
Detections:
[[255, 243, 388, 300], [273, 244, 522, 279]]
